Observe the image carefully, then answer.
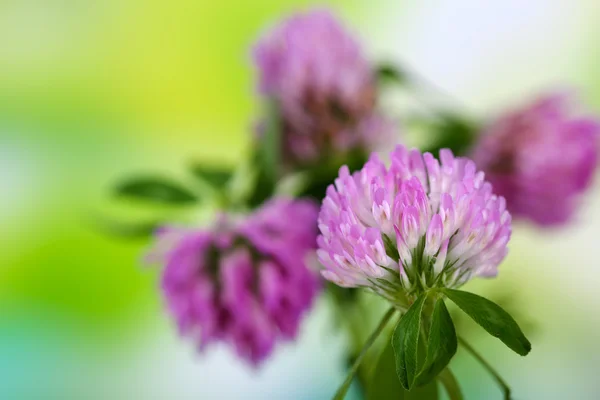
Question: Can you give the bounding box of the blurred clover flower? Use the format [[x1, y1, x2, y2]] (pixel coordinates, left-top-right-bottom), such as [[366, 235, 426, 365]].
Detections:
[[472, 93, 599, 226], [317, 145, 511, 304], [148, 198, 320, 365], [253, 9, 394, 168]]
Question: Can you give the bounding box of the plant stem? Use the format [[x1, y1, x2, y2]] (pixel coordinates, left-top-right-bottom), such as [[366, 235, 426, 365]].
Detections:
[[332, 307, 397, 400], [438, 368, 463, 400], [457, 336, 512, 400]]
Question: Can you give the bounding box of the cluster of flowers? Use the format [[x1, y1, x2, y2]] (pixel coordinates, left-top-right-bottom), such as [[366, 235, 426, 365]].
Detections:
[[147, 8, 599, 366]]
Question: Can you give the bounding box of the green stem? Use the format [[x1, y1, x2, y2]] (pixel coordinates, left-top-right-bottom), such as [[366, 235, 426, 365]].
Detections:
[[458, 336, 512, 400], [438, 368, 463, 400], [332, 307, 397, 400]]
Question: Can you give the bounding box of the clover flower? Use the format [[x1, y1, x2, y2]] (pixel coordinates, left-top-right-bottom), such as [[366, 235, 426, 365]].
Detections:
[[471, 93, 599, 226], [317, 146, 511, 304], [150, 198, 320, 365], [253, 9, 394, 167]]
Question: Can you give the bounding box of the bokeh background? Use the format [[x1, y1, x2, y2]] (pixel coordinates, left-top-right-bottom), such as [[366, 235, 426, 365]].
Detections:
[[2, 0, 600, 398]]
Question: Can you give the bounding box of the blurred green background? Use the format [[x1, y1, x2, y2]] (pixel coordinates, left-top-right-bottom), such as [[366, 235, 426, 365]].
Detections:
[[2, 0, 600, 398]]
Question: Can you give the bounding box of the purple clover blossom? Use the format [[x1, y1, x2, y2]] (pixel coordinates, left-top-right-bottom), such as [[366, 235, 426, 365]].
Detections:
[[471, 93, 599, 226], [149, 198, 321, 366], [253, 9, 394, 166], [317, 145, 511, 305]]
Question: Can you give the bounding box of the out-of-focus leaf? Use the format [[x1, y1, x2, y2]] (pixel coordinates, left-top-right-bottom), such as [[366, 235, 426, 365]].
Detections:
[[189, 164, 233, 189], [368, 336, 404, 400], [369, 337, 439, 400], [300, 149, 368, 201], [410, 380, 439, 400], [422, 114, 479, 156], [437, 368, 463, 400], [90, 216, 161, 239], [329, 283, 361, 305], [442, 289, 531, 356], [248, 99, 281, 207], [227, 158, 258, 207], [261, 99, 280, 183], [375, 63, 407, 86], [416, 298, 457, 386], [114, 177, 198, 205], [392, 294, 426, 390]]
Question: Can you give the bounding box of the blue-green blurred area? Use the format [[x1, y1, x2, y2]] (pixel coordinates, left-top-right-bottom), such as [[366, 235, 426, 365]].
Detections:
[[2, 0, 600, 398]]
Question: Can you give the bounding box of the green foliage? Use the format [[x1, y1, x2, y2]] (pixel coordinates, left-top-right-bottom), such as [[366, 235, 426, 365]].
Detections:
[[114, 177, 198, 205], [392, 294, 426, 390], [91, 216, 162, 239], [370, 337, 439, 400], [375, 63, 407, 87], [189, 164, 233, 189], [437, 368, 463, 400], [442, 289, 531, 356], [333, 307, 397, 400], [392, 293, 459, 393], [368, 336, 404, 400], [416, 298, 457, 386], [248, 99, 281, 207], [299, 149, 368, 201], [422, 114, 479, 156]]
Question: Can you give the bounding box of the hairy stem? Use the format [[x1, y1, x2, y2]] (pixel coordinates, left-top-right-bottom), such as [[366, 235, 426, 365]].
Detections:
[[333, 307, 397, 400], [458, 336, 512, 400]]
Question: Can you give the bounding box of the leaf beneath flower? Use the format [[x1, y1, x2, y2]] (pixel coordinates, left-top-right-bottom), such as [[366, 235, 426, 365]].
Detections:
[[416, 297, 457, 386], [370, 336, 440, 400], [392, 294, 427, 390], [442, 288, 531, 356]]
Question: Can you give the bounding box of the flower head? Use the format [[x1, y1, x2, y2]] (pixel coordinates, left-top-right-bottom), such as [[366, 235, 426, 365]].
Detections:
[[317, 146, 511, 304], [151, 198, 320, 365], [253, 9, 394, 167], [471, 93, 599, 226]]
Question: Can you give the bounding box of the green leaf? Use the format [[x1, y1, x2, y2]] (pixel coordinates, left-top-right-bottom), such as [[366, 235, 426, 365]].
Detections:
[[299, 149, 368, 201], [409, 380, 439, 400], [370, 338, 439, 400], [392, 294, 427, 390], [115, 177, 197, 205], [248, 99, 281, 207], [375, 63, 407, 86], [422, 114, 479, 156], [437, 368, 463, 400], [416, 298, 457, 386], [189, 164, 233, 189], [261, 99, 281, 183], [89, 215, 162, 239], [442, 289, 531, 356], [368, 335, 403, 400]]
